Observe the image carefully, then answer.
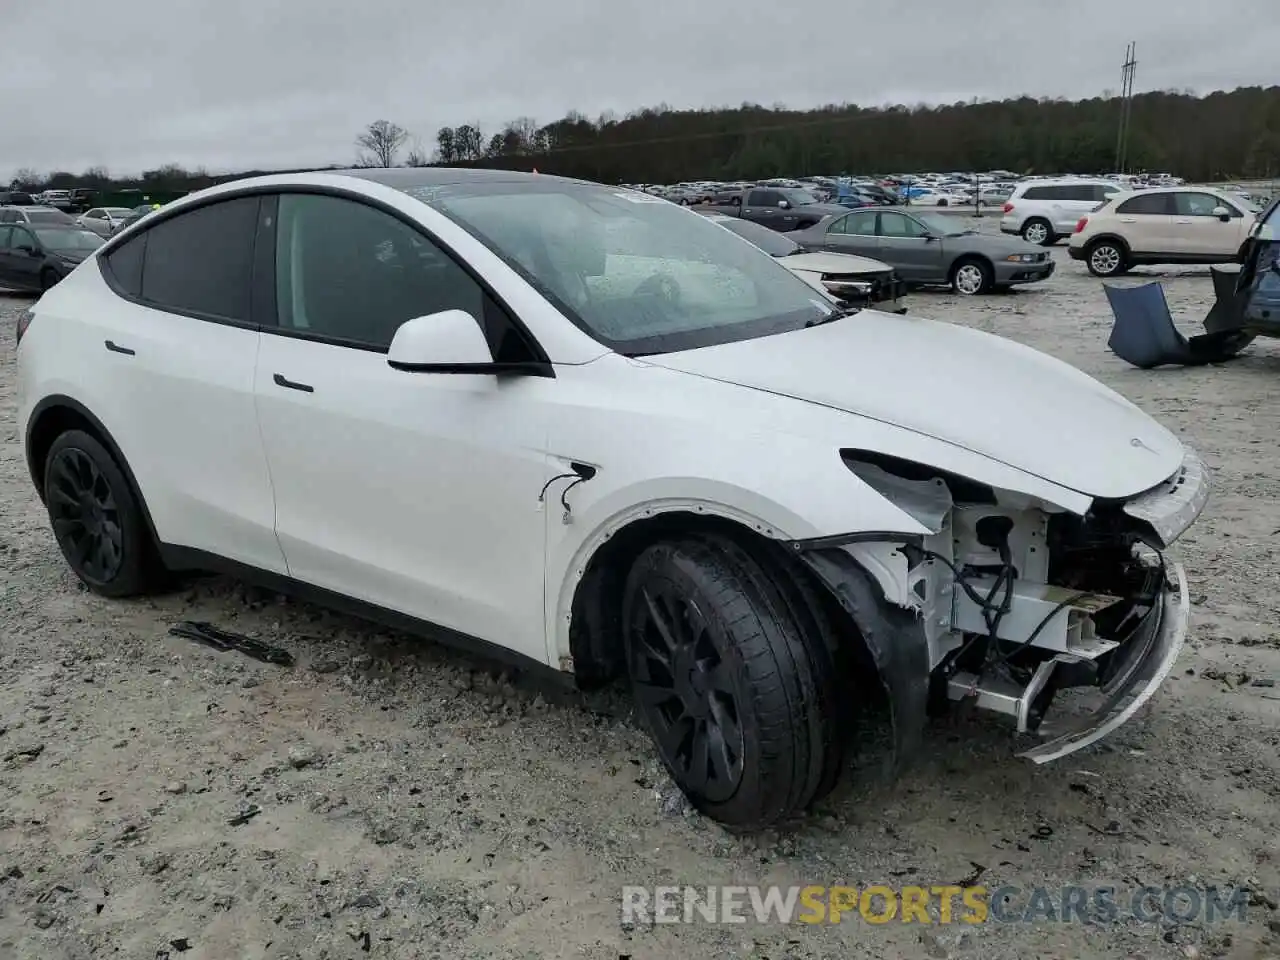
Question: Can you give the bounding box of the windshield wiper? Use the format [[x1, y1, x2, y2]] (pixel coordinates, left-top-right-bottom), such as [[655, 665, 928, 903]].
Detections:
[[805, 306, 861, 327]]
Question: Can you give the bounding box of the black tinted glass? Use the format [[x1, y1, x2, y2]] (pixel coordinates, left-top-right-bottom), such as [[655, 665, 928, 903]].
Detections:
[[140, 197, 260, 321]]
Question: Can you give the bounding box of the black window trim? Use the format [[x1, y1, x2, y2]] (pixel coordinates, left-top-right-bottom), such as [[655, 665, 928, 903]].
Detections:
[[95, 183, 553, 377]]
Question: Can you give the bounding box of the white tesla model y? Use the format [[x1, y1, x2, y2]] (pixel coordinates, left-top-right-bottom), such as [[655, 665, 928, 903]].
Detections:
[[16, 168, 1207, 828]]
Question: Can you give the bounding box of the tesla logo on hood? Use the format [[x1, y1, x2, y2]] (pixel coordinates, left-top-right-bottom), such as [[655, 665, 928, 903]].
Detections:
[[1130, 437, 1155, 452]]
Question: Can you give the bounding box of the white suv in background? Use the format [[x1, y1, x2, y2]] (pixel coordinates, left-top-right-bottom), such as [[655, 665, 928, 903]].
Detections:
[[1000, 178, 1124, 246], [1068, 187, 1258, 277]]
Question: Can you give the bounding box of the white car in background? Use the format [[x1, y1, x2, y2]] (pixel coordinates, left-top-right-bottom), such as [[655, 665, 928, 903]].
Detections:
[[1068, 186, 1258, 277], [1001, 178, 1124, 245], [17, 169, 1204, 829]]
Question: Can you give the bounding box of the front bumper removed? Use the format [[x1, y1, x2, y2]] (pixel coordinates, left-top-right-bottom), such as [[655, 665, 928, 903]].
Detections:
[[945, 561, 1188, 764], [1019, 561, 1188, 763]]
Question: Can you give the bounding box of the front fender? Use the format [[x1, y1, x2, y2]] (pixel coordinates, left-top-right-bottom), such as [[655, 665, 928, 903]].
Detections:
[[544, 467, 932, 666]]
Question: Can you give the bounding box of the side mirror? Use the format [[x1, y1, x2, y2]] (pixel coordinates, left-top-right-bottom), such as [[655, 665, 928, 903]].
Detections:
[[778, 199, 791, 209], [387, 310, 492, 372], [17, 244, 38, 256], [386, 309, 550, 377], [922, 233, 939, 242], [1212, 206, 1231, 221]]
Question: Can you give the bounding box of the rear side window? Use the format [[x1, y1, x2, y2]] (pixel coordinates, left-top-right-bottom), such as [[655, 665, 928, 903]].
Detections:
[[138, 197, 261, 322], [1117, 193, 1173, 215], [104, 233, 146, 296]]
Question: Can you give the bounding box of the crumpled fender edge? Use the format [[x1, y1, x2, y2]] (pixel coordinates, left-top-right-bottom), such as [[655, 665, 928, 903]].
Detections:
[[799, 547, 930, 772]]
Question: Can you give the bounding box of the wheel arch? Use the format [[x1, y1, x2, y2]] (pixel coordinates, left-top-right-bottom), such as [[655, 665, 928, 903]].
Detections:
[[1086, 233, 1131, 256], [24, 395, 163, 549], [949, 252, 994, 286]]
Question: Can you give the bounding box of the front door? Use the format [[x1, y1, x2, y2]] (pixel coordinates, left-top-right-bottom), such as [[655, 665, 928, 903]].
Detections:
[[4, 226, 45, 290], [875, 212, 945, 282], [1172, 192, 1247, 258], [253, 191, 552, 663]]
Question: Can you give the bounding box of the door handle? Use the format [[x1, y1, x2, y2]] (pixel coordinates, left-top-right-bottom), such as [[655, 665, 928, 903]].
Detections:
[[104, 339, 135, 355], [1175, 219, 1193, 224], [273, 373, 314, 393], [1120, 218, 1137, 223]]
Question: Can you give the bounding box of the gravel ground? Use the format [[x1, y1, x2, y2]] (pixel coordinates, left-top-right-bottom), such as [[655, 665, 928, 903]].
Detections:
[[2, 233, 1279, 960]]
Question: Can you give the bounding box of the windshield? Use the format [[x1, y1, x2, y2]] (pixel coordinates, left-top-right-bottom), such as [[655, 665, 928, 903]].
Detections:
[[35, 228, 103, 251], [779, 189, 818, 206], [714, 217, 802, 257], [27, 209, 75, 224], [1227, 193, 1261, 214], [406, 180, 834, 355]]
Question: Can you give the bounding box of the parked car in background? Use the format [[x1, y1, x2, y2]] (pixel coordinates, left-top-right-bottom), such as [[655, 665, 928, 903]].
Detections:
[[1001, 178, 1124, 245], [1, 206, 79, 227], [37, 190, 75, 212], [69, 189, 96, 213], [790, 207, 1054, 294], [1068, 187, 1258, 277], [77, 207, 139, 237], [16, 167, 1203, 829], [0, 191, 36, 206], [116, 204, 163, 231], [903, 187, 967, 207], [0, 223, 102, 291], [697, 211, 906, 311], [703, 187, 850, 231]]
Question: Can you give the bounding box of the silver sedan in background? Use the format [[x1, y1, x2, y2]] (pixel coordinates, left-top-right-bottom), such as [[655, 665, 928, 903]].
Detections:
[[789, 207, 1054, 294]]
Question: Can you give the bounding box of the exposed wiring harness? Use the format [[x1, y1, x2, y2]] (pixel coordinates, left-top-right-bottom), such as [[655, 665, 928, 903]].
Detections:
[[538, 463, 598, 524]]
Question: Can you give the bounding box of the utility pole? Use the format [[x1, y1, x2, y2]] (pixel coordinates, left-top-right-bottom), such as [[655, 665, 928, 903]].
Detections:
[[1114, 41, 1138, 174]]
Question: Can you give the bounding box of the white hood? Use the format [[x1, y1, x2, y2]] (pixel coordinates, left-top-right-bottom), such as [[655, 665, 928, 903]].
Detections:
[[642, 311, 1184, 500], [779, 250, 891, 275]]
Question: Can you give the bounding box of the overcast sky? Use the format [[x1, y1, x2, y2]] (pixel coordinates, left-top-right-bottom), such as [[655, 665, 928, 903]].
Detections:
[[4, 0, 1275, 181]]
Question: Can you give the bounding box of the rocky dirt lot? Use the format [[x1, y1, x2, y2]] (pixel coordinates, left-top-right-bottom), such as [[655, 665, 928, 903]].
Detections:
[[2, 234, 1279, 960]]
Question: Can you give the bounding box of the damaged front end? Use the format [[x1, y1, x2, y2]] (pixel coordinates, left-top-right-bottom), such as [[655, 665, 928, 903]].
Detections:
[[793, 447, 1207, 766]]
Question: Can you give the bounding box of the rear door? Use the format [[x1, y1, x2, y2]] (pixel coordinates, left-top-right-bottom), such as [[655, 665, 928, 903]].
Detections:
[[821, 209, 880, 258], [85, 196, 286, 573], [1114, 191, 1176, 253], [0, 226, 15, 287]]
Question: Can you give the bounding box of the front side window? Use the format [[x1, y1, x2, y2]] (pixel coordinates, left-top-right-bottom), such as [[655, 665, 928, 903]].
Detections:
[[878, 213, 929, 238], [1175, 193, 1225, 217], [12, 227, 37, 250], [274, 193, 485, 350], [139, 196, 260, 321], [404, 180, 834, 355]]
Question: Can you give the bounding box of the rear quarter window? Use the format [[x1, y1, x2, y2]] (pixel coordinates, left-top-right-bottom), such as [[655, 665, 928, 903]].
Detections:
[[103, 233, 146, 297]]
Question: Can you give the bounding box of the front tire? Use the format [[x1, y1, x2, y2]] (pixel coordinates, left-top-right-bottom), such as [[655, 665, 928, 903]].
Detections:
[[1086, 240, 1128, 277], [43, 430, 164, 597], [622, 535, 843, 829], [1021, 218, 1054, 246], [39, 268, 59, 291], [951, 257, 993, 295]]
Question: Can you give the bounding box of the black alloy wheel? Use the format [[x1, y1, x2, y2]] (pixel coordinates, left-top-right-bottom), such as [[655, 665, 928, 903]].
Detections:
[[47, 445, 124, 584], [628, 574, 746, 804], [43, 429, 164, 596]]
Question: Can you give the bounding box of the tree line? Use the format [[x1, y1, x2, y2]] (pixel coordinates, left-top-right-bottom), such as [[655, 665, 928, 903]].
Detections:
[[11, 87, 1280, 196]]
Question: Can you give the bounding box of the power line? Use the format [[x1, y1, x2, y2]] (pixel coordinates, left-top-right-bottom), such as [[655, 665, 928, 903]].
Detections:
[[1114, 41, 1138, 173]]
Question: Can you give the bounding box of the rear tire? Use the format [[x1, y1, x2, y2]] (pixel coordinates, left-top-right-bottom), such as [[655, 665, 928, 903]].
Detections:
[[1085, 240, 1128, 277], [622, 535, 844, 829], [1021, 218, 1054, 246], [43, 430, 165, 597]]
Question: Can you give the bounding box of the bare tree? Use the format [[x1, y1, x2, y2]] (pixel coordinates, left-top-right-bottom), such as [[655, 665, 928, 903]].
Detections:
[[405, 138, 431, 167], [10, 167, 42, 190], [356, 120, 410, 167]]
